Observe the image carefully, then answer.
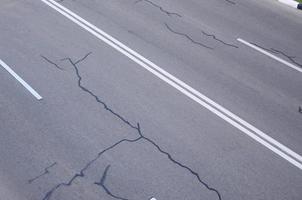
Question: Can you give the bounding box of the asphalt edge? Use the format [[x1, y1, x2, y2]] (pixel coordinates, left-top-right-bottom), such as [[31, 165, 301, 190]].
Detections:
[[278, 0, 302, 9]]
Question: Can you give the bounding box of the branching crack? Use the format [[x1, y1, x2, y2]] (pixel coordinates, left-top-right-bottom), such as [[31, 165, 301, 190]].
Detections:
[[201, 31, 238, 49], [135, 0, 182, 17], [41, 53, 222, 200], [165, 23, 213, 50], [95, 165, 129, 200], [251, 43, 302, 68], [28, 162, 57, 184]]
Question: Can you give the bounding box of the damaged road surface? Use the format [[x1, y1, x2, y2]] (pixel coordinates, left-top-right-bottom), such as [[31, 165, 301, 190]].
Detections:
[[0, 0, 302, 200]]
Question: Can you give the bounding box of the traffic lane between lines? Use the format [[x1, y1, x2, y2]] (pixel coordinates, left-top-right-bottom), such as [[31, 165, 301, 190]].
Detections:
[[55, 0, 302, 156], [1, 1, 302, 200], [42, 0, 302, 170], [72, 0, 302, 70], [2, 32, 296, 199], [168, 0, 302, 59]]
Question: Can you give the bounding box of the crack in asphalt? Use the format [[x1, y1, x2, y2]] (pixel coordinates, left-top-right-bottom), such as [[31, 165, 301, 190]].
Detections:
[[28, 162, 57, 184], [224, 0, 236, 5], [55, 0, 74, 2], [42, 134, 142, 200], [95, 165, 129, 200], [165, 23, 213, 50], [61, 52, 138, 130], [135, 0, 182, 17], [201, 31, 238, 49], [42, 53, 222, 200], [41, 55, 64, 70], [251, 43, 302, 68]]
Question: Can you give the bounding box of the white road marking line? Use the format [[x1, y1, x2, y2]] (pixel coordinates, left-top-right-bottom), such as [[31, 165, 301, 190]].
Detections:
[[278, 0, 299, 9], [150, 198, 157, 200], [0, 59, 43, 100], [41, 0, 302, 169], [237, 38, 302, 73]]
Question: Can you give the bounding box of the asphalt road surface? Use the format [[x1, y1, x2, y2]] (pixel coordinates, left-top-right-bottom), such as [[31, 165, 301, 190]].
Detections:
[[0, 0, 302, 200]]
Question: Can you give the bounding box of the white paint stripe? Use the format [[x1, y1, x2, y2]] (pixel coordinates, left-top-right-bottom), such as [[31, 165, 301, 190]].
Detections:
[[41, 0, 302, 169], [0, 59, 42, 100], [237, 38, 302, 73], [278, 0, 299, 8]]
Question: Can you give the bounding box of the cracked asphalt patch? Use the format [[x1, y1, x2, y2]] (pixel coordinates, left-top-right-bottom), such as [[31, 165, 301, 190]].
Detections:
[[40, 53, 222, 200], [164, 23, 238, 50], [201, 31, 238, 49], [135, 0, 182, 17], [165, 23, 213, 50]]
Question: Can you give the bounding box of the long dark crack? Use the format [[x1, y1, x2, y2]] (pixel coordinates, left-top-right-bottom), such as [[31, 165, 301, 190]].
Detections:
[[201, 31, 238, 49], [165, 23, 213, 50], [42, 53, 221, 200], [60, 52, 137, 130], [28, 162, 57, 184], [251, 43, 302, 68], [95, 165, 129, 200], [135, 0, 182, 17]]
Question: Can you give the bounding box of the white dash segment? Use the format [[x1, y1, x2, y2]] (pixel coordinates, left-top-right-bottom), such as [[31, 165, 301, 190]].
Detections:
[[278, 0, 299, 8], [0, 59, 42, 100], [237, 38, 302, 73]]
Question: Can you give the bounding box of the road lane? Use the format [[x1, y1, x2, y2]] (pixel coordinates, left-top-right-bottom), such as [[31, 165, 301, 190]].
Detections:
[[54, 0, 302, 158], [0, 1, 301, 200], [41, 0, 302, 169]]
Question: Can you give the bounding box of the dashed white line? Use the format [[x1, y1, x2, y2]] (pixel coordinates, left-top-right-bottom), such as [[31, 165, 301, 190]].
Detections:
[[0, 59, 42, 100], [41, 0, 302, 169], [237, 38, 302, 73]]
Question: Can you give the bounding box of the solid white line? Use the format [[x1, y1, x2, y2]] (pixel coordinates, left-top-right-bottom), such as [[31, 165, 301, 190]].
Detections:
[[237, 38, 302, 73], [0, 59, 43, 100], [41, 0, 302, 169]]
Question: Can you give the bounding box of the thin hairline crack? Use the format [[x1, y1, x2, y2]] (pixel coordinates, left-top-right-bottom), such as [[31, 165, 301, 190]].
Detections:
[[251, 42, 302, 67], [165, 23, 213, 49], [224, 0, 236, 5], [201, 30, 238, 49], [41, 55, 64, 70], [135, 0, 182, 17], [41, 53, 222, 200], [28, 162, 57, 184]]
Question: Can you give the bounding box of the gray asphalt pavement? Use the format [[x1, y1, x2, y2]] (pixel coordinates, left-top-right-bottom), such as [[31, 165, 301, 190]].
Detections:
[[0, 0, 301, 200]]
